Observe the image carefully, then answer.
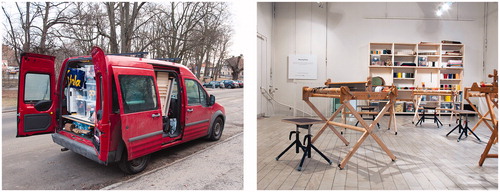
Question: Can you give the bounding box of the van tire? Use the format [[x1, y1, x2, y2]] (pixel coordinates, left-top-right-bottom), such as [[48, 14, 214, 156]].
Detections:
[[118, 151, 150, 174], [207, 117, 224, 141]]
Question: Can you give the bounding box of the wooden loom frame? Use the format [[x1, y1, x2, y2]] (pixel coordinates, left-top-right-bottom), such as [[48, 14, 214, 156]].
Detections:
[[303, 85, 398, 169], [411, 89, 459, 126], [463, 87, 497, 137], [475, 69, 498, 166]]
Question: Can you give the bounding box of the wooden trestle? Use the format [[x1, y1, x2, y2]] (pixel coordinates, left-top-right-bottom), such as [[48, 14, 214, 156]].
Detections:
[[302, 85, 398, 169], [476, 69, 498, 166]]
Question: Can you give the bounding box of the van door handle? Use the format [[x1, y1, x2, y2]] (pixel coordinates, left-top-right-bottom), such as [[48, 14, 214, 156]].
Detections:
[[152, 113, 161, 118], [187, 109, 194, 112]]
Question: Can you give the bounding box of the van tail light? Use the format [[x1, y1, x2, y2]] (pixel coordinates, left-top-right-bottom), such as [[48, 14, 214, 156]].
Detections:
[[92, 128, 101, 153]]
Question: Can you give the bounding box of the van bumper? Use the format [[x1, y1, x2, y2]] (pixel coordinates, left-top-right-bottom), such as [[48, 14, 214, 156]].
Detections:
[[52, 133, 105, 165]]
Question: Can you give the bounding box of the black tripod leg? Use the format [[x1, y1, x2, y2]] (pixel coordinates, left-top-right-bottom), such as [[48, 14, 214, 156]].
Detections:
[[457, 125, 465, 142], [276, 141, 296, 160], [467, 127, 481, 141], [311, 144, 332, 164], [446, 125, 460, 136], [297, 149, 309, 171]]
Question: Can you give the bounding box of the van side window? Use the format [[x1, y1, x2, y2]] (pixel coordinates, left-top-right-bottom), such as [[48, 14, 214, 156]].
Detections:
[[185, 79, 207, 106], [118, 75, 158, 113], [24, 73, 51, 103]]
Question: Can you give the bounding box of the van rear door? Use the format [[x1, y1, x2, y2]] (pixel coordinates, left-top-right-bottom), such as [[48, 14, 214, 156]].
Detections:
[[17, 53, 56, 137]]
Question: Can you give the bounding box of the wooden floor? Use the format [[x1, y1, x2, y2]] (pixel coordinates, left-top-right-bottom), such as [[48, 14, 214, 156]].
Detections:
[[257, 115, 498, 190]]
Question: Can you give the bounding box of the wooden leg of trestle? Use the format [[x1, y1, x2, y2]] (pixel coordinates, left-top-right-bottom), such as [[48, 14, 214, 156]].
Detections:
[[479, 94, 498, 166], [339, 131, 370, 169], [370, 133, 396, 160], [305, 100, 349, 145]]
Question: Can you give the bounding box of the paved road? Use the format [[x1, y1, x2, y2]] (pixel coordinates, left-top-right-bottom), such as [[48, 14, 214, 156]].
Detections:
[[2, 88, 243, 190]]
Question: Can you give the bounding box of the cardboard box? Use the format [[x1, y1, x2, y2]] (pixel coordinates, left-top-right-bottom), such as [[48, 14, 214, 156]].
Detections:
[[64, 123, 75, 131]]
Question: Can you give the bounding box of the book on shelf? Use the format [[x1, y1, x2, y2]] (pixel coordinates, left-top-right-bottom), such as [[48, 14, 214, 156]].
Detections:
[[405, 103, 415, 112]]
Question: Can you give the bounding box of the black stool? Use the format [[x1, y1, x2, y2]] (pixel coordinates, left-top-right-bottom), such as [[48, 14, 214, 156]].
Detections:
[[415, 105, 443, 127], [446, 110, 481, 142], [355, 106, 380, 129], [276, 118, 332, 171]]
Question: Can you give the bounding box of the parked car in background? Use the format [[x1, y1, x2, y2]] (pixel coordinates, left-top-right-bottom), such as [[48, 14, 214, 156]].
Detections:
[[203, 81, 222, 88], [235, 80, 243, 88], [220, 80, 239, 89]]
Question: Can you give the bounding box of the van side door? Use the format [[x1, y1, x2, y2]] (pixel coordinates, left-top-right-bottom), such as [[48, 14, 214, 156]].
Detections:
[[113, 66, 163, 160], [183, 78, 211, 140], [17, 53, 57, 137]]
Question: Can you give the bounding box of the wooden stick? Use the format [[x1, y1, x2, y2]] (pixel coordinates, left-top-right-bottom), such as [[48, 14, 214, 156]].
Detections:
[[479, 94, 498, 166], [370, 132, 396, 160], [327, 121, 365, 132], [339, 131, 370, 168], [305, 100, 349, 145]]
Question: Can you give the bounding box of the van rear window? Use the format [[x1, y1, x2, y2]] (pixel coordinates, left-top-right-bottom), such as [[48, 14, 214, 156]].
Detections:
[[24, 73, 51, 103], [118, 75, 158, 113]]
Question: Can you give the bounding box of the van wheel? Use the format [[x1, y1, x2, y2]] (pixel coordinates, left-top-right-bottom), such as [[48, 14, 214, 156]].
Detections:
[[118, 152, 150, 174], [208, 117, 224, 141]]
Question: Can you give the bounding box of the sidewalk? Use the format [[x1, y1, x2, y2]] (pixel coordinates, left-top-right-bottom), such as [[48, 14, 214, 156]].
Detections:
[[103, 132, 243, 190]]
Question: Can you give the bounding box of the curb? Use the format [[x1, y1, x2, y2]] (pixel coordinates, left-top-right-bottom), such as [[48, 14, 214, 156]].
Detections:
[[101, 131, 243, 190], [2, 110, 16, 113]]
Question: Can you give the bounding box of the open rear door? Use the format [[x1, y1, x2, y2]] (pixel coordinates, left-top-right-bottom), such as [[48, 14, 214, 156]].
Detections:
[[91, 47, 112, 162], [17, 53, 56, 137]]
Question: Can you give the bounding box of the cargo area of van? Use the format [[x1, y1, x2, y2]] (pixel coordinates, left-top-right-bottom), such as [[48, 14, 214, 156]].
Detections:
[[59, 61, 182, 140], [60, 61, 96, 139]]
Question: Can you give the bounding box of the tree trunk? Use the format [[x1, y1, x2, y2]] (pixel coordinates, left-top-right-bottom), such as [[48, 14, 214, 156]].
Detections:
[[106, 2, 119, 53]]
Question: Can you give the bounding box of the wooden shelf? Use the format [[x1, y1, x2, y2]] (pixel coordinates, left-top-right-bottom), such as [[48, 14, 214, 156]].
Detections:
[[371, 54, 392, 56], [369, 42, 464, 111], [440, 67, 464, 70], [394, 54, 416, 57], [442, 55, 463, 58], [62, 115, 94, 126]]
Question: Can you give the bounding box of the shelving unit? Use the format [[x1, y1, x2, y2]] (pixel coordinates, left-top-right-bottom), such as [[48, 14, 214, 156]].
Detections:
[[369, 42, 464, 114]]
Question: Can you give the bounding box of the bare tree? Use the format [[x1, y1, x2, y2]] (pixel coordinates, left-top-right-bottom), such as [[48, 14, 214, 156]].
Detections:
[[226, 55, 244, 80]]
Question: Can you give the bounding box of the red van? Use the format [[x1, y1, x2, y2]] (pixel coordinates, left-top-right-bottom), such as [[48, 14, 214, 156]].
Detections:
[[17, 47, 226, 174]]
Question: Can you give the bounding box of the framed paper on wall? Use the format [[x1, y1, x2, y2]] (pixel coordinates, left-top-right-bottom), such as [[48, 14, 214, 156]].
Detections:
[[288, 54, 317, 79]]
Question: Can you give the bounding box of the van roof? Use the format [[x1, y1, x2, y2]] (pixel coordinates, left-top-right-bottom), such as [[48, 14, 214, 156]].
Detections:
[[67, 54, 194, 76]]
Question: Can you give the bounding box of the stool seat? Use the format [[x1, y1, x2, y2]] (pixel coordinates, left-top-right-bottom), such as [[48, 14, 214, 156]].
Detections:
[[282, 118, 324, 126]]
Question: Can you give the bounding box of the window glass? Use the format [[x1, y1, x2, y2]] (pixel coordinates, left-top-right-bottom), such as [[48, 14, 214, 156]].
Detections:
[[24, 73, 50, 102], [170, 78, 178, 99], [118, 75, 157, 113], [185, 79, 207, 106]]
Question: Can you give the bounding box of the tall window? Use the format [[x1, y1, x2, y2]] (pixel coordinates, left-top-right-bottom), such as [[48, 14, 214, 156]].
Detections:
[[118, 75, 157, 113], [24, 73, 50, 103], [185, 79, 207, 106]]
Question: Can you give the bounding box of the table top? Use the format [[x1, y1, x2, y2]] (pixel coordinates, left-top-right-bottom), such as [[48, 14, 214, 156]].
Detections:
[[452, 110, 478, 115], [282, 118, 325, 125]]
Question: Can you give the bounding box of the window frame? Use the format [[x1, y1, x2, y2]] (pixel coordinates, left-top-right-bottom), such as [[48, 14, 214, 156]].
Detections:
[[118, 74, 159, 114]]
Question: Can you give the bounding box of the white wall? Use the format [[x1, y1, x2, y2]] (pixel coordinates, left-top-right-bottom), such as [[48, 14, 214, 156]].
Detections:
[[258, 2, 498, 116], [485, 2, 498, 81], [257, 2, 273, 117]]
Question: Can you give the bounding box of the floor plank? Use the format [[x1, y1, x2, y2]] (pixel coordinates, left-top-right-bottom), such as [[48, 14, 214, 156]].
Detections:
[[257, 115, 498, 190]]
